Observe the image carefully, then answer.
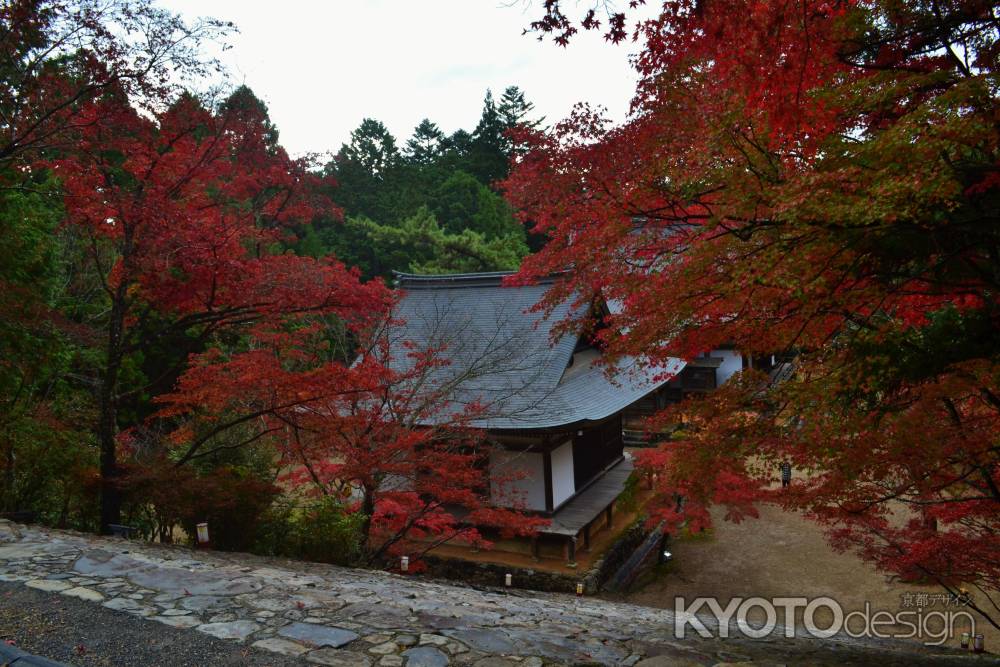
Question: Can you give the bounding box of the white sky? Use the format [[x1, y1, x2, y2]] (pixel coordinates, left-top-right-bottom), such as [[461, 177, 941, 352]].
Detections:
[[157, 1, 648, 157]]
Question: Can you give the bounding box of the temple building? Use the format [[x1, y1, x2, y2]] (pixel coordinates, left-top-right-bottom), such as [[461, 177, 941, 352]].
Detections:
[[387, 271, 743, 562]]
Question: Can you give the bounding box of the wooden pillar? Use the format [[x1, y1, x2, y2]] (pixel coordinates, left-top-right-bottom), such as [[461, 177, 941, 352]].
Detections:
[[605, 500, 615, 528], [531, 536, 540, 561], [582, 523, 591, 552], [565, 536, 577, 563], [543, 450, 554, 512]]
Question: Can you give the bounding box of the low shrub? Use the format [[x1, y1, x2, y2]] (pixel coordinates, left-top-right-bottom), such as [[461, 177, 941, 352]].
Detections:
[[254, 496, 365, 566], [119, 462, 279, 551]]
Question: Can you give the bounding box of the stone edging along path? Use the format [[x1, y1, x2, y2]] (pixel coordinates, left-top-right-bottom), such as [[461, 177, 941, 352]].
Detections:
[[0, 520, 991, 667]]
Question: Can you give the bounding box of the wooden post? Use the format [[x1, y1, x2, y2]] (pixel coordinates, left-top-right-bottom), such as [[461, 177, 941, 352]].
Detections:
[[582, 523, 591, 552], [605, 500, 615, 528], [531, 536, 540, 561], [565, 536, 577, 563]]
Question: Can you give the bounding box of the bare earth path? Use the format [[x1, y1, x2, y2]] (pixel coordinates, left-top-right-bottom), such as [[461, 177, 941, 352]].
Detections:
[[0, 520, 993, 667], [614, 504, 1000, 649]]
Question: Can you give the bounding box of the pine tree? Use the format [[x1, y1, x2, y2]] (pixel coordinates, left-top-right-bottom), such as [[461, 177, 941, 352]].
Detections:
[[327, 118, 403, 222], [469, 90, 509, 185], [338, 118, 400, 180], [404, 119, 445, 165], [498, 86, 543, 156]]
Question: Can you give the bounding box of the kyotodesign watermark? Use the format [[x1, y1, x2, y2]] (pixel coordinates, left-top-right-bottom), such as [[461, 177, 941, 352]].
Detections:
[[673, 595, 976, 646]]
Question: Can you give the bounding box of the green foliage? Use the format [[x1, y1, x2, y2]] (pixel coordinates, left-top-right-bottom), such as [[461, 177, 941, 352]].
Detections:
[[327, 118, 404, 225], [498, 86, 543, 134], [310, 87, 541, 280], [616, 472, 642, 515], [340, 207, 527, 278], [430, 170, 520, 238], [404, 119, 445, 165], [254, 497, 365, 566], [468, 89, 508, 185], [0, 170, 99, 526]]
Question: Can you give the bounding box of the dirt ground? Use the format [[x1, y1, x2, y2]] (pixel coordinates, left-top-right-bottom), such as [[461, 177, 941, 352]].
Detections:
[[608, 503, 999, 652]]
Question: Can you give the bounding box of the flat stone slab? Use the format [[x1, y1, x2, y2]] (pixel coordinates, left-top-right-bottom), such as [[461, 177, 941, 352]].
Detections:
[[306, 648, 372, 666], [179, 595, 228, 612], [401, 646, 449, 667], [0, 541, 78, 560], [161, 607, 192, 616], [152, 615, 202, 629], [278, 621, 359, 648], [25, 579, 73, 592], [61, 586, 104, 602], [369, 641, 397, 655], [471, 659, 521, 667], [74, 549, 260, 596], [418, 634, 448, 646], [336, 602, 412, 629], [196, 620, 261, 641], [251, 637, 310, 656], [440, 629, 515, 655], [102, 597, 142, 611]]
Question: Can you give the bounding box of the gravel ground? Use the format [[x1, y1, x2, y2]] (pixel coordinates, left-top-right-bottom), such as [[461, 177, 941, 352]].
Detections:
[[617, 503, 1000, 651], [0, 582, 303, 667]]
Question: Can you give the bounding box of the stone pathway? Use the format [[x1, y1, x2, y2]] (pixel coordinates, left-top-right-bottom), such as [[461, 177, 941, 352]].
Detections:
[[0, 521, 992, 666]]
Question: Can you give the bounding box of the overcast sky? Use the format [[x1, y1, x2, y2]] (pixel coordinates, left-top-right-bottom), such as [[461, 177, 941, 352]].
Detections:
[[157, 1, 648, 157]]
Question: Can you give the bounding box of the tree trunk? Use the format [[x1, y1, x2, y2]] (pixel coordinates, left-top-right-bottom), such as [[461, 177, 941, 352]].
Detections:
[[98, 282, 128, 534], [2, 430, 14, 513], [97, 393, 121, 533], [360, 484, 376, 562]]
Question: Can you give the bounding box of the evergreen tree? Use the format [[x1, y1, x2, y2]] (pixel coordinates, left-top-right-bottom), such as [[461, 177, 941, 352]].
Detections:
[[404, 119, 445, 165], [343, 208, 527, 279], [339, 118, 400, 179], [306, 90, 541, 278], [469, 90, 509, 185], [442, 129, 473, 157], [497, 86, 539, 128], [327, 118, 403, 222], [498, 85, 543, 156], [431, 170, 522, 240]]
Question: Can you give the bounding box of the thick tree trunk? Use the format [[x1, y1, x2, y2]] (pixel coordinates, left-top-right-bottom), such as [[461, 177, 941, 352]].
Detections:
[[97, 390, 121, 533]]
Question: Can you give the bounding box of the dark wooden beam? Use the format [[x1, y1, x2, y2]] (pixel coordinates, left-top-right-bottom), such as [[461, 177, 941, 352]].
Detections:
[[565, 535, 577, 563], [543, 450, 554, 513]]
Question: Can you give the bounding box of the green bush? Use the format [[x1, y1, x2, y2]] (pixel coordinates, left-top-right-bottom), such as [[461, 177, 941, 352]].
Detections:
[[254, 496, 365, 566]]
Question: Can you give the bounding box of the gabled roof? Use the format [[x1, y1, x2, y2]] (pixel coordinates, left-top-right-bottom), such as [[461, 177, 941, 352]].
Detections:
[[386, 271, 685, 430]]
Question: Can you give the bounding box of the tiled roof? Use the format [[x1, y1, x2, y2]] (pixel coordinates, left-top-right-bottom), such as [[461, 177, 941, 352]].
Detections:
[[387, 271, 684, 430]]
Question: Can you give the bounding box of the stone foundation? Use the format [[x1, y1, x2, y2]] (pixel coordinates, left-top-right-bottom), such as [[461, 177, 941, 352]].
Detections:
[[422, 518, 652, 595]]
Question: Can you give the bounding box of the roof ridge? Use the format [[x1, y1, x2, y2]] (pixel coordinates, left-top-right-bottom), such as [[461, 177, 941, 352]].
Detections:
[[392, 270, 556, 289]]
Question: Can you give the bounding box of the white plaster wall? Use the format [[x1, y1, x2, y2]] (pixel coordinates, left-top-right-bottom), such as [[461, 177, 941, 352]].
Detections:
[[713, 348, 744, 386], [550, 440, 576, 509], [490, 450, 546, 511]]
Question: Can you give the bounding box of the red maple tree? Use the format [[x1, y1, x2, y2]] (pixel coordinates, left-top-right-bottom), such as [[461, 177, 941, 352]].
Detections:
[[510, 0, 1000, 626], [54, 88, 389, 531], [158, 313, 548, 563], [1, 0, 231, 173]]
